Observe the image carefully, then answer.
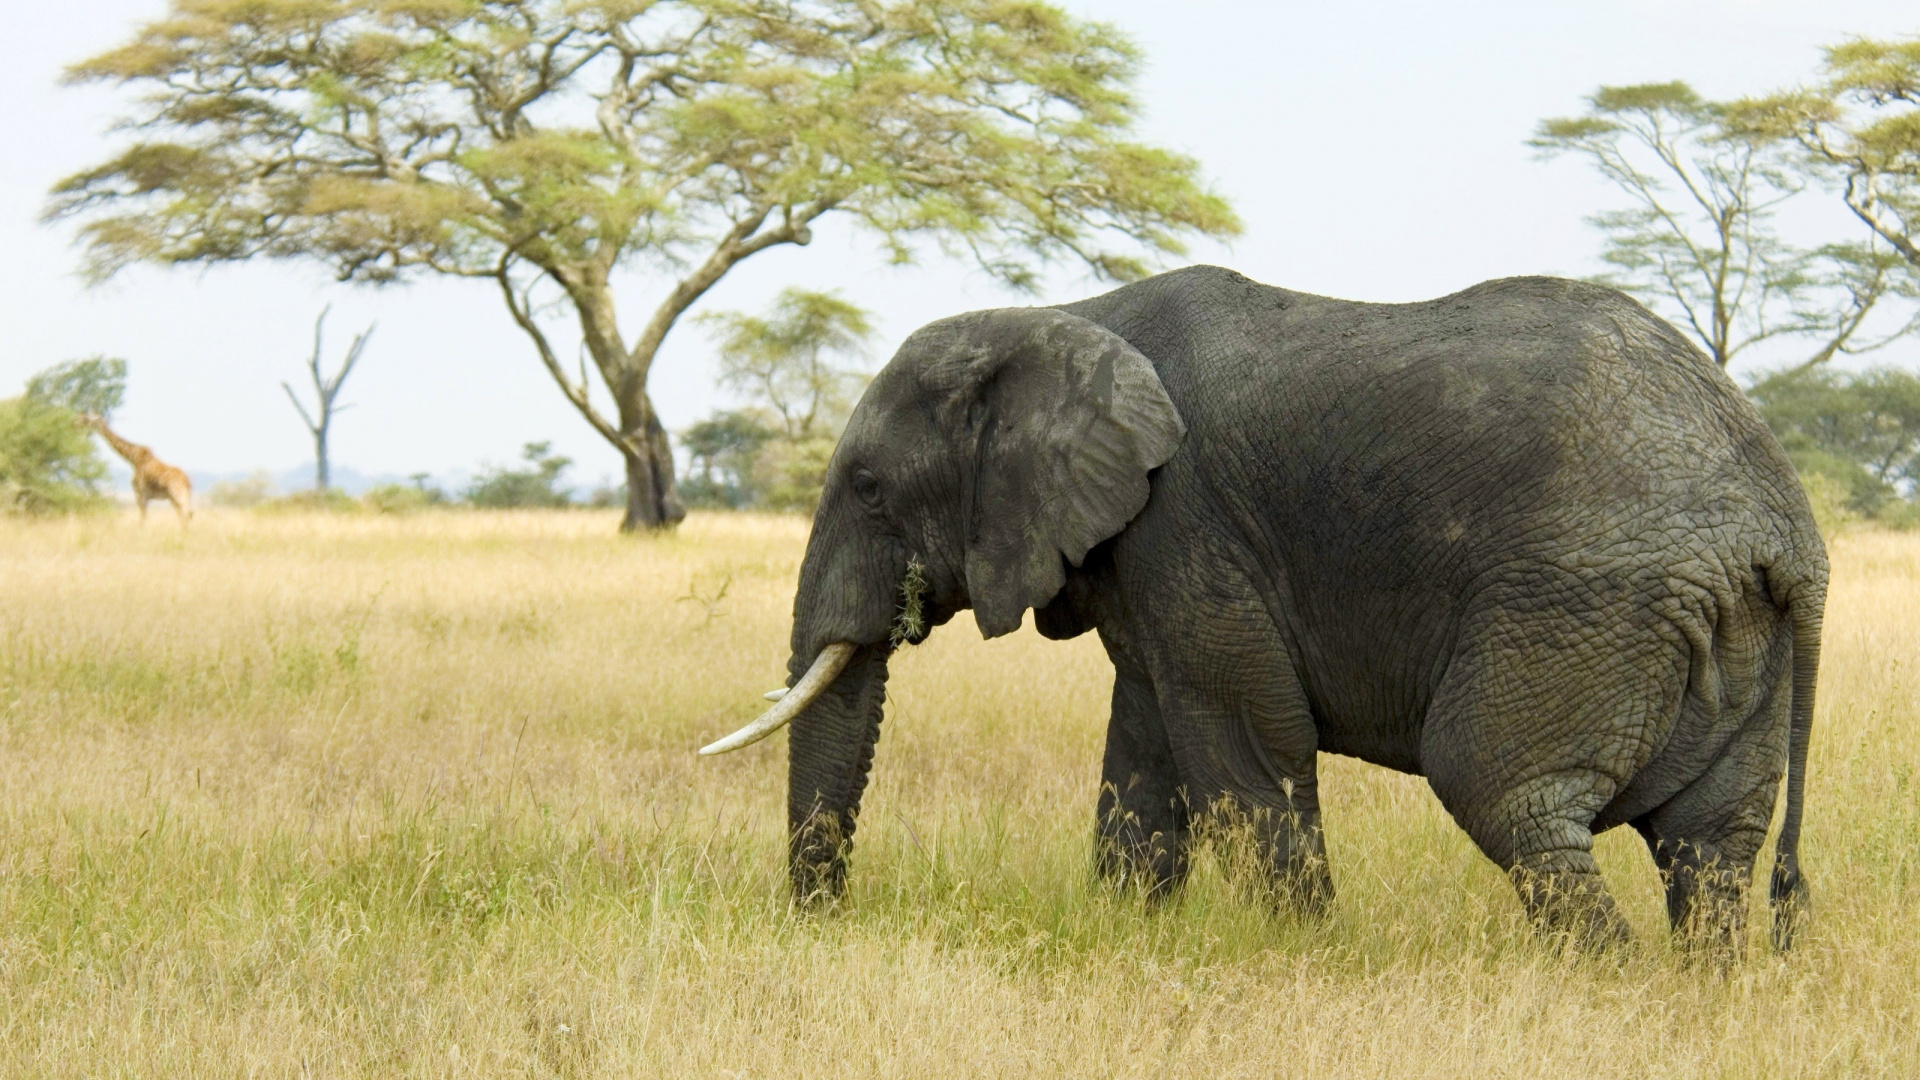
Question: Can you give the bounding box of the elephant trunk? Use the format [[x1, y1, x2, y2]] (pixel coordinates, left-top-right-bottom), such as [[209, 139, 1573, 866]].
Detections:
[[770, 504, 906, 901], [786, 641, 893, 901]]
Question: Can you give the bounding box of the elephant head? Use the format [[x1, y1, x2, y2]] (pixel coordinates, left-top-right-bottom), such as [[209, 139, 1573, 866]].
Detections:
[[700, 306, 1185, 901]]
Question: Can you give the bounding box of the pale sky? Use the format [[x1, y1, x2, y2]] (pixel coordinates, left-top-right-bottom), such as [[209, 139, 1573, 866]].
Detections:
[[3, 1, 1916, 489]]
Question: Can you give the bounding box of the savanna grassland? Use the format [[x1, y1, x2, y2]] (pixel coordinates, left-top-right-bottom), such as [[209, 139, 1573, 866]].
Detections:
[[0, 510, 1916, 1078]]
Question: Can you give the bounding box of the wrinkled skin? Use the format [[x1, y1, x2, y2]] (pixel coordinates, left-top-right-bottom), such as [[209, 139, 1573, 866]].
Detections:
[[774, 266, 1825, 951]]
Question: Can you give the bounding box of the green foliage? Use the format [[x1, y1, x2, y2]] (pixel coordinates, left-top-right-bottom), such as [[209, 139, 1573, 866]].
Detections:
[[467, 442, 575, 509], [893, 555, 929, 646], [257, 488, 364, 514], [682, 287, 874, 513], [0, 360, 119, 516], [0, 398, 109, 515], [1533, 82, 1908, 368], [755, 434, 840, 514], [680, 409, 778, 509], [362, 482, 440, 514], [1749, 364, 1920, 528], [26, 356, 127, 418], [1728, 38, 1920, 281], [701, 288, 873, 441], [50, 1, 1237, 290]]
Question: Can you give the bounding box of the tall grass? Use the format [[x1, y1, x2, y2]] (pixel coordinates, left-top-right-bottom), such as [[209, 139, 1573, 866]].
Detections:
[[0, 510, 1915, 1077]]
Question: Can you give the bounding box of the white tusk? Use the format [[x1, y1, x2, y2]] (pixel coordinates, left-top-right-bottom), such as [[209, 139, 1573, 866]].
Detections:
[[763, 687, 789, 702], [700, 642, 858, 756]]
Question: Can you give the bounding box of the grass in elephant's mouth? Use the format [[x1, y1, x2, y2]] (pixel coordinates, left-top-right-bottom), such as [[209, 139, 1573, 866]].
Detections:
[[0, 509, 1916, 1078]]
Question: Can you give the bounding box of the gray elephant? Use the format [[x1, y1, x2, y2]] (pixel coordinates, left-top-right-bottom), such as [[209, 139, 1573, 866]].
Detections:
[[702, 266, 1826, 949]]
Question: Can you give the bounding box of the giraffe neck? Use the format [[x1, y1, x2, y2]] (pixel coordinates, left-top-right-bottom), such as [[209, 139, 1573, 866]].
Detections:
[[91, 421, 152, 468]]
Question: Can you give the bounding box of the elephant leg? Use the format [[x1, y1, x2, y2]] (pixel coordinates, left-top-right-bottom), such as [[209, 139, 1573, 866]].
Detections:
[[1429, 757, 1627, 947], [1132, 552, 1332, 916], [1421, 606, 1681, 949], [1095, 643, 1189, 900], [1632, 781, 1769, 958], [1637, 623, 1794, 957], [1634, 825, 1752, 958], [1166, 683, 1329, 916]]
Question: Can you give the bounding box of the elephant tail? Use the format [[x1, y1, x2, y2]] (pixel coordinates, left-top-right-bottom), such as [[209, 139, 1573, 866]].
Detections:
[[1768, 566, 1824, 951]]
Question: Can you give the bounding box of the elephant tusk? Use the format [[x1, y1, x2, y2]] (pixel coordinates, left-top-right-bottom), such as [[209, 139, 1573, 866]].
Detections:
[[763, 688, 788, 702], [700, 642, 858, 756]]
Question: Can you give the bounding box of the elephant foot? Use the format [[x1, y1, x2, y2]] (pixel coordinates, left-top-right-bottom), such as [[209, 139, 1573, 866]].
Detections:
[[1510, 859, 1631, 952], [1256, 856, 1334, 920], [1652, 840, 1754, 965], [1095, 829, 1188, 904]]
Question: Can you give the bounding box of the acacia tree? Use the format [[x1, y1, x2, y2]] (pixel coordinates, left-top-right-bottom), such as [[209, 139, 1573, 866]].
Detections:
[[1, 357, 127, 515], [283, 305, 374, 491], [1532, 82, 1902, 369], [1734, 38, 1920, 278], [703, 287, 871, 441], [49, 0, 1239, 531]]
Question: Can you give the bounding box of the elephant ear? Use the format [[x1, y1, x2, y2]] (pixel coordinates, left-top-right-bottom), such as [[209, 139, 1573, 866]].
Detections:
[[915, 308, 1185, 639]]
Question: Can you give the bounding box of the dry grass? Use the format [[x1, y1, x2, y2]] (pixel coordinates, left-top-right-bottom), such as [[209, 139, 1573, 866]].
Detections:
[[0, 509, 1916, 1078]]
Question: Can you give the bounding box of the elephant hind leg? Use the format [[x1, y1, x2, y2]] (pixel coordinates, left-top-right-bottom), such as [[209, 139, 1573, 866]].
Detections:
[[1631, 694, 1788, 956], [1637, 583, 1796, 958], [1420, 612, 1678, 950], [1634, 826, 1753, 958], [1439, 766, 1630, 949]]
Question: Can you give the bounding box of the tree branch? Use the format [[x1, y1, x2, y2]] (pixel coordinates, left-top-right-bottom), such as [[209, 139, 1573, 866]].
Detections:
[[281, 381, 320, 435], [626, 204, 824, 374], [495, 258, 634, 456]]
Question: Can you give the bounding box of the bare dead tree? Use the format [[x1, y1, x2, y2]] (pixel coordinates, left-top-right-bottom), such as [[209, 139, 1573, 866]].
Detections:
[[283, 305, 374, 492]]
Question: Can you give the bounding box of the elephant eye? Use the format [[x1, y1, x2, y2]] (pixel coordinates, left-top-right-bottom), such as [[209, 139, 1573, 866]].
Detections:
[[852, 468, 883, 507]]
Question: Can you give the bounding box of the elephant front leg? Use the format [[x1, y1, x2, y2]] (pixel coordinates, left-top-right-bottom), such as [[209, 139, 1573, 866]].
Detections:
[[1178, 715, 1333, 918], [1095, 652, 1189, 900], [1110, 543, 1334, 918], [1201, 775, 1332, 917]]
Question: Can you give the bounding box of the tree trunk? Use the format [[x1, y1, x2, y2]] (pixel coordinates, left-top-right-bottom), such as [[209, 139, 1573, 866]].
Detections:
[[315, 425, 331, 491], [550, 272, 687, 533], [613, 384, 685, 532]]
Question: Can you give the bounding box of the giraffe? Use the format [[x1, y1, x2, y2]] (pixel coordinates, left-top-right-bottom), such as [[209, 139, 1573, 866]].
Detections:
[[76, 413, 194, 526]]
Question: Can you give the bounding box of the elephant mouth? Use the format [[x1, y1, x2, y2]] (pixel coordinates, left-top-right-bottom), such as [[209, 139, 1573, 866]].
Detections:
[[699, 553, 936, 757]]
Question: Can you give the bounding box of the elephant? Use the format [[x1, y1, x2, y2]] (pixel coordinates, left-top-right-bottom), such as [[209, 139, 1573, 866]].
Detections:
[[701, 265, 1827, 950]]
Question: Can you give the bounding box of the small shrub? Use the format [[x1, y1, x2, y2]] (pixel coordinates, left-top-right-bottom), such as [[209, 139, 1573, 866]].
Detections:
[[0, 357, 124, 516], [467, 442, 575, 508], [258, 488, 363, 514], [363, 483, 438, 514], [209, 471, 276, 508]]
